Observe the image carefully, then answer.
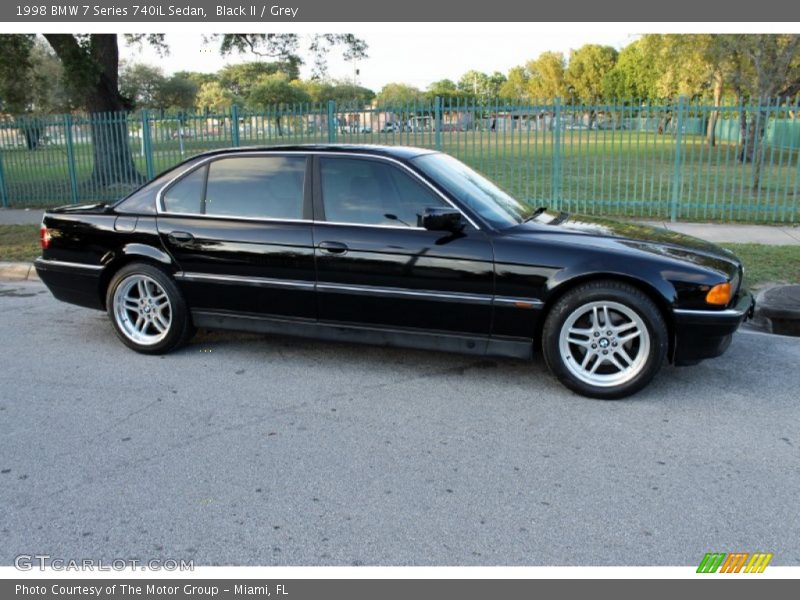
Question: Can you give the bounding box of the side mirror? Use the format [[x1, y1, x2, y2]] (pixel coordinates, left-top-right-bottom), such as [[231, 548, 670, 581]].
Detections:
[[420, 207, 465, 232]]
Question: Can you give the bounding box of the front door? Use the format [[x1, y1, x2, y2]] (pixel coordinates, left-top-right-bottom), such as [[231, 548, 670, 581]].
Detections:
[[312, 155, 494, 335], [157, 153, 316, 320]]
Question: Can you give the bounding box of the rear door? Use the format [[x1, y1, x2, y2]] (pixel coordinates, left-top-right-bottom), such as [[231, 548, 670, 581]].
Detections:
[[157, 153, 316, 320], [312, 154, 495, 335]]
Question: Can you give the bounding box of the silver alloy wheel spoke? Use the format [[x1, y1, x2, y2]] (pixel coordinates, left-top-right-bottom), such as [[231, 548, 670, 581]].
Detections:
[[113, 274, 172, 346], [558, 300, 651, 388]]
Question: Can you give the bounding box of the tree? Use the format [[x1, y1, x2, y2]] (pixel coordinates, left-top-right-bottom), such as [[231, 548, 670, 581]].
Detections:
[[499, 67, 529, 101], [457, 70, 506, 103], [602, 40, 658, 101], [426, 79, 462, 102], [0, 37, 76, 148], [0, 33, 368, 190], [217, 61, 299, 103], [721, 35, 800, 186], [120, 62, 166, 109], [246, 73, 310, 135], [526, 51, 567, 101], [195, 81, 234, 112], [375, 83, 425, 107], [565, 44, 618, 104], [157, 74, 199, 110]]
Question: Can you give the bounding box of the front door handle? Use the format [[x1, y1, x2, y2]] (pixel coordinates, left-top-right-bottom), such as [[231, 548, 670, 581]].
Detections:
[[318, 241, 349, 254], [167, 231, 194, 245]]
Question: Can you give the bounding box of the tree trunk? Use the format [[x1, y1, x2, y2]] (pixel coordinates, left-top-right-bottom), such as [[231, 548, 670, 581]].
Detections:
[[44, 34, 143, 189], [657, 112, 672, 135], [21, 117, 44, 150], [706, 74, 723, 148], [743, 108, 768, 190], [736, 93, 749, 163]]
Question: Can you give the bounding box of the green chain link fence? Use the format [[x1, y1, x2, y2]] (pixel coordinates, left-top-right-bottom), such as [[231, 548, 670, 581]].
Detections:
[[0, 97, 799, 222]]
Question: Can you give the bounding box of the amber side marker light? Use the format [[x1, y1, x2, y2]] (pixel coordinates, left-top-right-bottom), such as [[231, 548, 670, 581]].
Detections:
[[706, 282, 732, 305]]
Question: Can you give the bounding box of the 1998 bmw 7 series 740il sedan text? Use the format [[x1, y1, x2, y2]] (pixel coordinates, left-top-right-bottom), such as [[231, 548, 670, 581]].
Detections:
[[35, 145, 754, 399]]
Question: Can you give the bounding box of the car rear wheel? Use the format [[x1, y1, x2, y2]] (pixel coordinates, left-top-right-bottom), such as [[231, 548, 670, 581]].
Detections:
[[106, 262, 195, 354], [542, 280, 668, 399]]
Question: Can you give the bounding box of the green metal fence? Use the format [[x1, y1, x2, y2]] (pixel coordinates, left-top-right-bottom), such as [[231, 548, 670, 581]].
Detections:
[[1, 97, 799, 222]]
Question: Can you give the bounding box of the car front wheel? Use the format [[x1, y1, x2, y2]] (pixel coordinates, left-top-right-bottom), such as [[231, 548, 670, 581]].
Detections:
[[106, 262, 195, 354], [542, 281, 668, 399]]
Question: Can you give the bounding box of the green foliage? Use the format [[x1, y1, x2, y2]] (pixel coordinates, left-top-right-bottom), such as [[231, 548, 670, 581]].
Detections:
[[565, 44, 618, 102], [603, 41, 658, 101], [457, 70, 507, 103], [245, 73, 310, 109], [498, 67, 529, 101], [217, 61, 300, 102], [526, 52, 568, 101], [296, 79, 374, 107], [426, 79, 464, 102], [0, 36, 75, 113], [120, 63, 166, 108], [375, 83, 425, 107], [195, 81, 234, 112]]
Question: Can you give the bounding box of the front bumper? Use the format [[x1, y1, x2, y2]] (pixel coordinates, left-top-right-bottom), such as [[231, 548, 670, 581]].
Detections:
[[671, 291, 755, 365], [34, 257, 104, 310]]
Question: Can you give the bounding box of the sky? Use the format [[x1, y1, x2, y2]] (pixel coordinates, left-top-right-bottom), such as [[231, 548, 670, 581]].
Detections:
[[119, 30, 638, 91]]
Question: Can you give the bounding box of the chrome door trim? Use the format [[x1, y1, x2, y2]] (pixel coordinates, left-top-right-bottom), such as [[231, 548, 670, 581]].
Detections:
[[174, 271, 315, 291], [34, 257, 104, 272], [175, 271, 544, 309]]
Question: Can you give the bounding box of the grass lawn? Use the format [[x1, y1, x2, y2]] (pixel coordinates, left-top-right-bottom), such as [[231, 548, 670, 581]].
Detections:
[[722, 243, 800, 288], [2, 223, 797, 290], [0, 224, 40, 262]]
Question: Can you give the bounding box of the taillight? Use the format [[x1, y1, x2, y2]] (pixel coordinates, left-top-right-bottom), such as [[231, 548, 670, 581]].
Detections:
[[40, 224, 51, 249]]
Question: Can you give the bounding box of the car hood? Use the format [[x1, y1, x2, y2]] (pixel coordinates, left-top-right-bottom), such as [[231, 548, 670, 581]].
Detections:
[[510, 211, 741, 275]]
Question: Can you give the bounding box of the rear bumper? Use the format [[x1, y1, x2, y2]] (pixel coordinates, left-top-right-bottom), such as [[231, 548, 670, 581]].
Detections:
[[34, 257, 104, 310], [671, 292, 755, 364]]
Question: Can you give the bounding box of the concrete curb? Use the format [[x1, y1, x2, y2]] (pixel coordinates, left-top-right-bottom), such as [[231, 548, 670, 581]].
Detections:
[[0, 261, 39, 281], [753, 285, 800, 337]]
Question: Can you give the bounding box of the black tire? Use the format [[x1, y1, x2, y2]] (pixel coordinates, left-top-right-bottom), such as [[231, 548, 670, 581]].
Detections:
[[105, 262, 195, 354], [541, 280, 668, 399]]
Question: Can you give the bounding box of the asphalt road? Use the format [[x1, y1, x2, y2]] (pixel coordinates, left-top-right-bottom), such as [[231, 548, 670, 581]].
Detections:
[[1, 279, 799, 566]]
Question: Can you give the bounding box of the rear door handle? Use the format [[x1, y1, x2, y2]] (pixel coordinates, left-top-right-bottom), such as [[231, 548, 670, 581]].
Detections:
[[318, 241, 349, 254], [167, 231, 194, 245]]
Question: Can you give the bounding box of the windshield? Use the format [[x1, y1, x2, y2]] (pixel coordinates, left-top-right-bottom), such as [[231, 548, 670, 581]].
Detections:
[[411, 153, 533, 229]]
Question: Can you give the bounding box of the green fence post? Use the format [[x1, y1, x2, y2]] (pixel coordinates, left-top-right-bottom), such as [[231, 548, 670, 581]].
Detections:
[[327, 100, 336, 143], [670, 96, 687, 222], [141, 110, 155, 180], [63, 113, 79, 204], [434, 96, 443, 150], [552, 97, 562, 208], [0, 149, 8, 207], [230, 105, 240, 147]]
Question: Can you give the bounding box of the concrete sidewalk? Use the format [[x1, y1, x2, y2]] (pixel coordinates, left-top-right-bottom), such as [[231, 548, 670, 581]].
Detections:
[[2, 208, 800, 245], [637, 220, 800, 246]]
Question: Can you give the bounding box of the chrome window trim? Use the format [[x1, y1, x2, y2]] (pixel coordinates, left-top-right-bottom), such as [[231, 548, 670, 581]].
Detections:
[[157, 152, 308, 222], [34, 257, 103, 272], [154, 150, 481, 231], [175, 271, 543, 309]]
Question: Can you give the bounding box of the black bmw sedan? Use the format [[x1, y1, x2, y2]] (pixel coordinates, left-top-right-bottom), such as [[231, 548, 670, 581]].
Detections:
[[35, 145, 754, 399]]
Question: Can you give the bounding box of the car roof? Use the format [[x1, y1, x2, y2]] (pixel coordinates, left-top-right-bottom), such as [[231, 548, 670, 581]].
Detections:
[[189, 144, 438, 161]]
